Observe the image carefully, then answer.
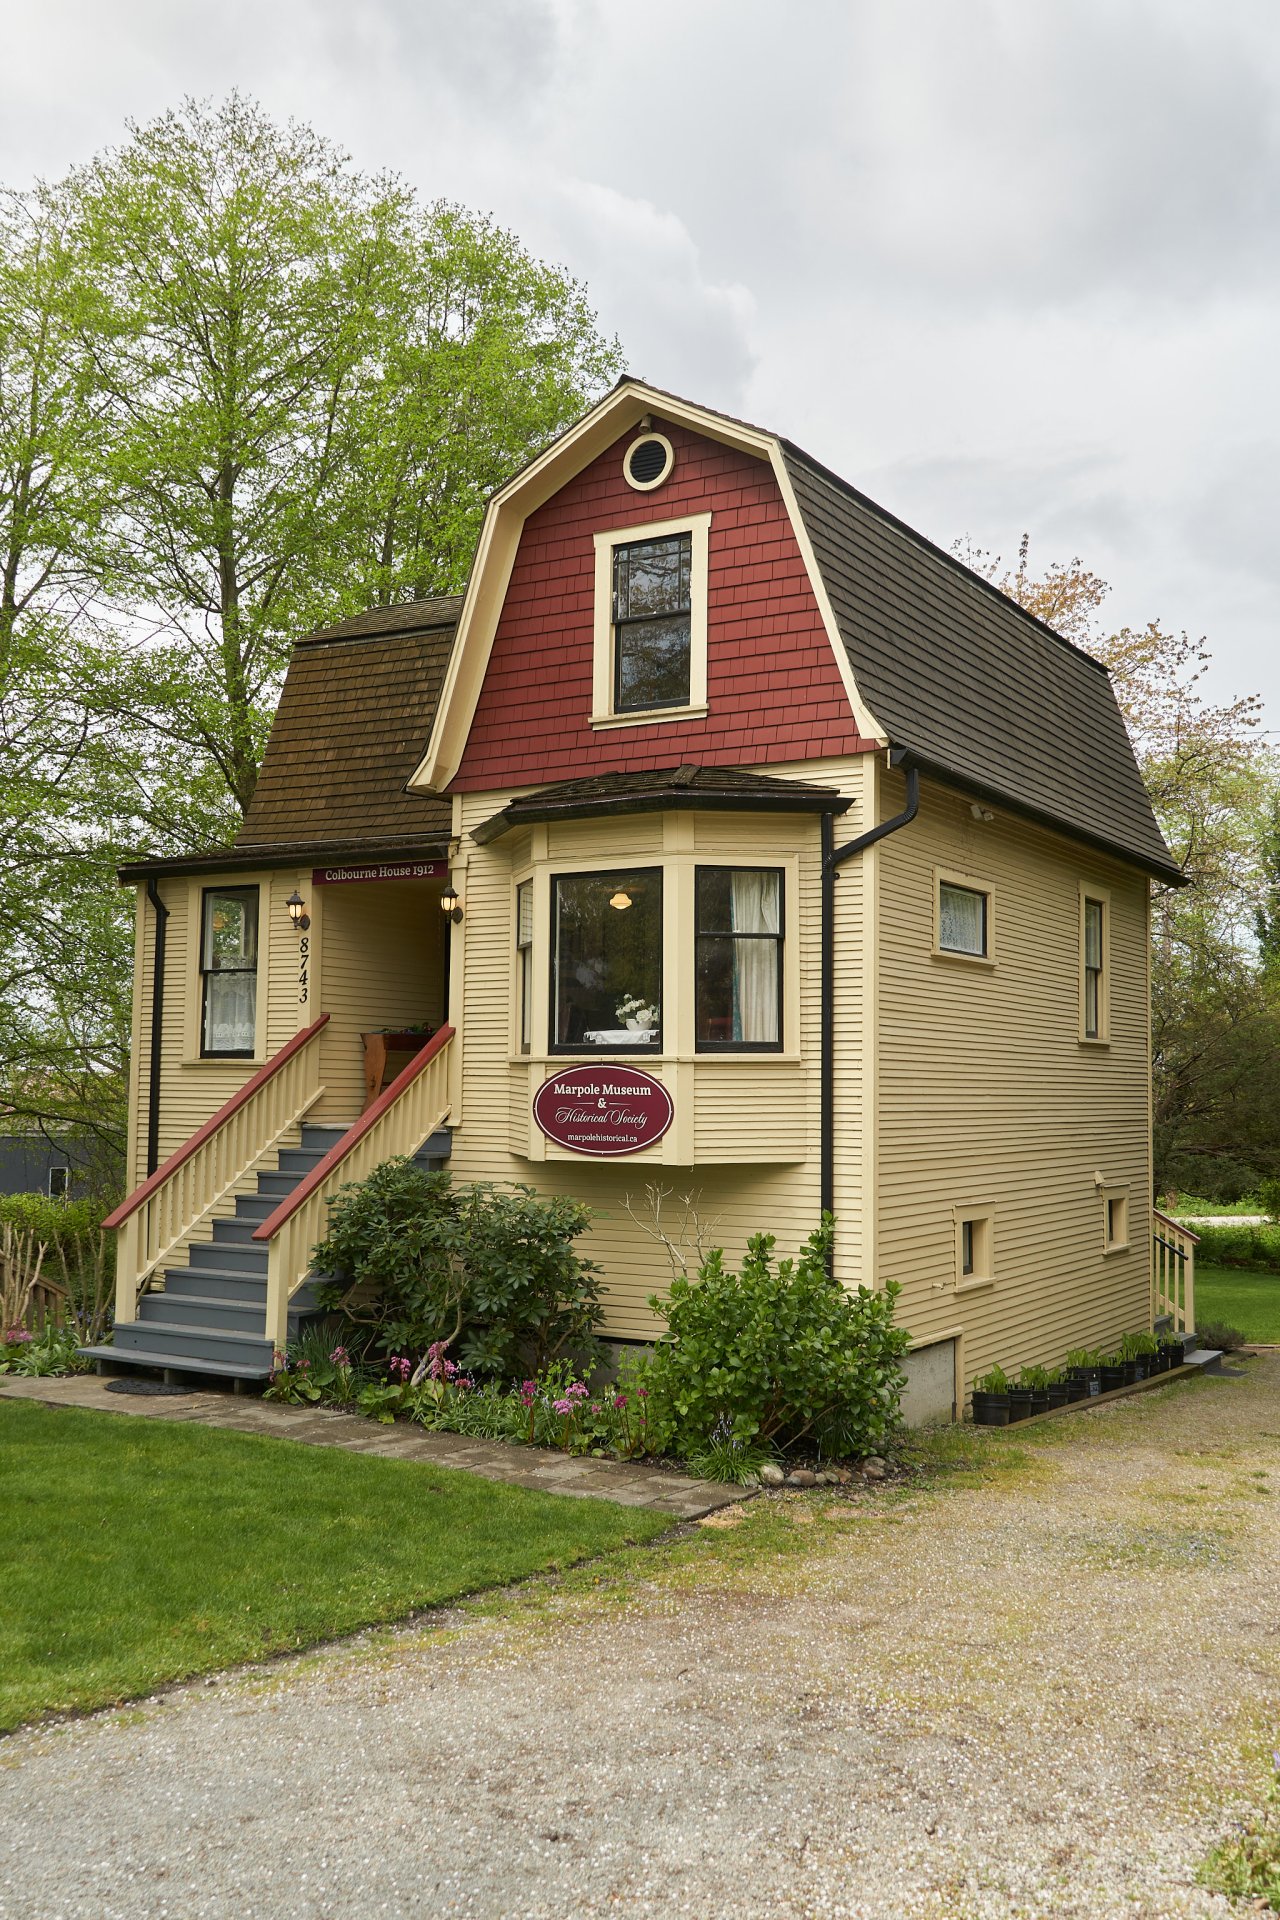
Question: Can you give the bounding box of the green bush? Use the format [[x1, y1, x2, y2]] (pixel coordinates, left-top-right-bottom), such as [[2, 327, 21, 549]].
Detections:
[[1197, 1319, 1247, 1353], [1257, 1178, 1280, 1225], [1193, 1221, 1280, 1271], [313, 1159, 604, 1377], [645, 1217, 909, 1459], [0, 1193, 107, 1254]]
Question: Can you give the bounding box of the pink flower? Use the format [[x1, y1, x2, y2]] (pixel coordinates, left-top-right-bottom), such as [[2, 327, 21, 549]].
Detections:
[[613, 1393, 627, 1410], [566, 1381, 589, 1401], [552, 1397, 574, 1416], [519, 1380, 537, 1406], [637, 1387, 649, 1399], [329, 1346, 349, 1365]]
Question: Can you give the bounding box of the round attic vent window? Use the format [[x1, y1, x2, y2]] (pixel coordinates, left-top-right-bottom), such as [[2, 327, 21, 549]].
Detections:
[[624, 431, 674, 491]]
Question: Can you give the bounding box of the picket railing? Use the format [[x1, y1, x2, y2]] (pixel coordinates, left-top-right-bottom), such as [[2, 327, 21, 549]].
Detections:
[[104, 1014, 331, 1324], [254, 1026, 454, 1353], [1152, 1207, 1198, 1335]]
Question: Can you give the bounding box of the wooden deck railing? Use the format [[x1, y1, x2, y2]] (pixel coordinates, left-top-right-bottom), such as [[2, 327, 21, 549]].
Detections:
[[105, 1014, 331, 1324], [254, 1025, 454, 1352], [1152, 1207, 1198, 1335]]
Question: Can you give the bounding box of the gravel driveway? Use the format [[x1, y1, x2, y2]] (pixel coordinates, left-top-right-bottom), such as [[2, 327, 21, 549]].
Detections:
[[3, 1359, 1279, 1920]]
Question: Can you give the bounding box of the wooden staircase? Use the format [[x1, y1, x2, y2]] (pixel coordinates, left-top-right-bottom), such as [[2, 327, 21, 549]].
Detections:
[[83, 1124, 450, 1383], [90, 1019, 455, 1386]]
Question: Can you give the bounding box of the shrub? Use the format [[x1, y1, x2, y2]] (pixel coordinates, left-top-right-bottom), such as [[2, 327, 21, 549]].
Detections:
[[645, 1217, 909, 1459], [1197, 1319, 1247, 1354], [0, 1323, 89, 1377], [1257, 1178, 1280, 1225], [312, 1160, 604, 1376], [1194, 1221, 1280, 1271]]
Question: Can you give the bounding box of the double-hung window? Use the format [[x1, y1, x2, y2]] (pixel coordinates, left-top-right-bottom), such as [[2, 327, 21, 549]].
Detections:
[[516, 880, 534, 1055], [200, 886, 259, 1057], [551, 868, 663, 1052], [612, 534, 692, 712], [1082, 895, 1107, 1039], [695, 867, 784, 1050]]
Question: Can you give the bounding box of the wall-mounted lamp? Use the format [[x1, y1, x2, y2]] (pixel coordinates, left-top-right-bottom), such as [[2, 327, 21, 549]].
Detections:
[[609, 888, 633, 911], [440, 882, 464, 924], [969, 803, 995, 823], [285, 889, 311, 931]]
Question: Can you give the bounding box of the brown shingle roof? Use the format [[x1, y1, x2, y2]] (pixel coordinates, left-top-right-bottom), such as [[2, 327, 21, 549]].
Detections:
[[236, 602, 459, 850], [472, 764, 851, 844]]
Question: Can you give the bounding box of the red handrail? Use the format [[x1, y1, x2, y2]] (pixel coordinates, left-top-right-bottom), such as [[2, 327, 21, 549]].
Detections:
[[104, 1014, 332, 1230], [252, 1024, 454, 1244]]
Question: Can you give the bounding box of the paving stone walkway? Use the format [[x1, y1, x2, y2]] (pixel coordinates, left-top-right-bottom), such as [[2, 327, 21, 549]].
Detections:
[[0, 1373, 743, 1519]]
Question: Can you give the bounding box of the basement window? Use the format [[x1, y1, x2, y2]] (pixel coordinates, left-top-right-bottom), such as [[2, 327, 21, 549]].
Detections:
[[1103, 1189, 1129, 1253], [955, 1208, 995, 1289], [200, 886, 259, 1057]]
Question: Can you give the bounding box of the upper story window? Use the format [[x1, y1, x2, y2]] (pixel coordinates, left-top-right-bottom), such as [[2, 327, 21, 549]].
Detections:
[[551, 868, 662, 1052], [1082, 892, 1109, 1040], [591, 513, 711, 728], [695, 867, 784, 1050], [613, 534, 692, 712], [200, 886, 258, 1057], [938, 879, 989, 958]]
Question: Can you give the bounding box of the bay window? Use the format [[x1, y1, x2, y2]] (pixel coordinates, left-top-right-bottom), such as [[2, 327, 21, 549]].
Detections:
[[695, 867, 783, 1050], [200, 886, 258, 1057], [551, 868, 662, 1052]]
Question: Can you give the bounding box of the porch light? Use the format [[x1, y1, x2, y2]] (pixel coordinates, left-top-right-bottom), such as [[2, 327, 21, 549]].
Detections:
[[440, 882, 463, 924], [285, 889, 310, 931], [609, 889, 632, 911]]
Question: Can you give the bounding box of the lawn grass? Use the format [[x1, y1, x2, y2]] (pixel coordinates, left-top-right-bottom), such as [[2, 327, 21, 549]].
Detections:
[[1195, 1263, 1280, 1343], [0, 1400, 669, 1733]]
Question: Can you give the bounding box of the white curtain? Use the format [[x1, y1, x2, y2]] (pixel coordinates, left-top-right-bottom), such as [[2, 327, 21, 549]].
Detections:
[[940, 883, 985, 956], [731, 871, 780, 1043], [205, 973, 257, 1053]]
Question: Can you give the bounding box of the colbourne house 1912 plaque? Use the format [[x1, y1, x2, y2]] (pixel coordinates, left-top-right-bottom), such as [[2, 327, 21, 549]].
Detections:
[[532, 1064, 674, 1157]]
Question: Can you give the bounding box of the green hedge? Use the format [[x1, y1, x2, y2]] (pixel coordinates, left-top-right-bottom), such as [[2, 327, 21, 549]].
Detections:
[[0, 1193, 107, 1252], [1192, 1220, 1280, 1272]]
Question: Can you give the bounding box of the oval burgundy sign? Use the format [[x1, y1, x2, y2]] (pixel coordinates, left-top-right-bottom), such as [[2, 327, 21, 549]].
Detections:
[[532, 1064, 674, 1157]]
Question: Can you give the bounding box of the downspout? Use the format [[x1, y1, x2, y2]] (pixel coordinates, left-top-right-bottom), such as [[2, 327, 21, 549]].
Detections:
[[145, 879, 169, 1177], [821, 746, 921, 1262]]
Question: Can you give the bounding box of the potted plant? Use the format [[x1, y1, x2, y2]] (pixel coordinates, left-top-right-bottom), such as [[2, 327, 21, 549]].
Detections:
[[971, 1364, 1011, 1426], [1017, 1364, 1053, 1417], [1120, 1330, 1158, 1383], [1158, 1331, 1186, 1370], [1099, 1350, 1127, 1393], [1066, 1347, 1103, 1397], [615, 994, 659, 1033], [1043, 1365, 1074, 1410]]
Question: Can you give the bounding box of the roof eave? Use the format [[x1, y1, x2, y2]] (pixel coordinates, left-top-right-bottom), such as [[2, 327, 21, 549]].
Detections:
[[473, 784, 852, 846]]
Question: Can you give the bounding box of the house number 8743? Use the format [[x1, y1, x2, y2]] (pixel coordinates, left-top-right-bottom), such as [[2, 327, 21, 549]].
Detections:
[[298, 935, 310, 1006]]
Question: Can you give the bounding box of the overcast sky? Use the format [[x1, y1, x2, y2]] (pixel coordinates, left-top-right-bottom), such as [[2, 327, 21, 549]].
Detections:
[[4, 0, 1278, 726]]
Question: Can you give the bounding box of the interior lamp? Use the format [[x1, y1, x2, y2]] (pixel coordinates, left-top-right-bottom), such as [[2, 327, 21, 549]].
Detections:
[[609, 889, 633, 911], [285, 889, 310, 931]]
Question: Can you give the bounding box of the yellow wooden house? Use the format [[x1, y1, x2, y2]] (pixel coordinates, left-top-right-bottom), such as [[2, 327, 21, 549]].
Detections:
[[96, 381, 1194, 1419]]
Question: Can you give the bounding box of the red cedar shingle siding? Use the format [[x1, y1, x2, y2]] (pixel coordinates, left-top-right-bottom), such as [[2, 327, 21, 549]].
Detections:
[[449, 423, 871, 792]]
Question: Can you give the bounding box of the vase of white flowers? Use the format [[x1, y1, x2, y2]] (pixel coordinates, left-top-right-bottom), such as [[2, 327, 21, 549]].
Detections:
[[616, 994, 659, 1031]]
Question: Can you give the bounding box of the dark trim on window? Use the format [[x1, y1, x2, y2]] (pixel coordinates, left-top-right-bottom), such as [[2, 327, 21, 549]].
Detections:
[[938, 879, 989, 958], [694, 865, 785, 1053], [548, 866, 664, 1056], [611, 533, 692, 715], [199, 885, 260, 1059]]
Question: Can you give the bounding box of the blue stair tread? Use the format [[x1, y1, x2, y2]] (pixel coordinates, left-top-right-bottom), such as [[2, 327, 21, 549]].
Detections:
[[80, 1345, 273, 1380]]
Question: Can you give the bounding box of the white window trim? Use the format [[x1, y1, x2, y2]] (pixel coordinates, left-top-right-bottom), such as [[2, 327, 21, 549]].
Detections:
[[1079, 883, 1111, 1045], [1101, 1185, 1130, 1254], [590, 511, 711, 727], [507, 845, 802, 1063], [931, 866, 996, 968], [953, 1204, 996, 1292]]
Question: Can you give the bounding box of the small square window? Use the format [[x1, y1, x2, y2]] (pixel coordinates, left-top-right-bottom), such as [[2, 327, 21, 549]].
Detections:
[[48, 1166, 70, 1199], [955, 1210, 994, 1287], [1104, 1191, 1129, 1250], [939, 881, 989, 957]]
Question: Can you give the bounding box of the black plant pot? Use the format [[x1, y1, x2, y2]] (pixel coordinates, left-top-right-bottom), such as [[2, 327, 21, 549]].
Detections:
[[1160, 1341, 1184, 1370], [1045, 1381, 1073, 1409], [1069, 1366, 1102, 1398], [1100, 1363, 1127, 1393], [971, 1390, 1010, 1427], [1121, 1359, 1143, 1385], [1007, 1387, 1036, 1423], [1028, 1389, 1052, 1417]]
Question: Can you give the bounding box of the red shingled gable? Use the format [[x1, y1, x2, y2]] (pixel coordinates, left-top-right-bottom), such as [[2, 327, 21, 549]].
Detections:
[[449, 421, 873, 791]]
